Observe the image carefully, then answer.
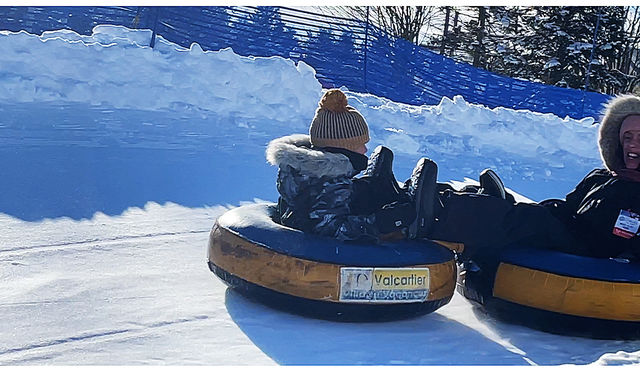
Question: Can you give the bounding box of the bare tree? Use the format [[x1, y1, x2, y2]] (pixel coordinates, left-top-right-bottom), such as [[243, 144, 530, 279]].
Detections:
[[376, 6, 437, 44], [317, 6, 438, 45], [472, 6, 487, 67], [621, 7, 640, 92], [440, 7, 450, 54]]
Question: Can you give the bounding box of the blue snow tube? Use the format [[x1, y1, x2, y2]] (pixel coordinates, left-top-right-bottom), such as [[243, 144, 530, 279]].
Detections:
[[458, 247, 640, 338], [207, 202, 457, 321]]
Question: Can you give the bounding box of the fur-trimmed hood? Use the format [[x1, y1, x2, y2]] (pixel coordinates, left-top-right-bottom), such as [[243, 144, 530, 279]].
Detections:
[[599, 94, 640, 171], [266, 134, 356, 178]]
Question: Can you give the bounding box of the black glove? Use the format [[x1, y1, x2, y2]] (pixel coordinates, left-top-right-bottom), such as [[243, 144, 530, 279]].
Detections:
[[374, 201, 416, 234]]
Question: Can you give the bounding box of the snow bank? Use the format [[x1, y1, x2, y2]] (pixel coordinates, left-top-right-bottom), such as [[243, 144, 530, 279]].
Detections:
[[594, 350, 640, 365], [350, 93, 599, 163], [0, 25, 602, 167], [0, 25, 322, 125]]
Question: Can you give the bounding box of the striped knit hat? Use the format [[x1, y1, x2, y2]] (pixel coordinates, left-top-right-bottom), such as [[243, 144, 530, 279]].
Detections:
[[309, 89, 370, 152]]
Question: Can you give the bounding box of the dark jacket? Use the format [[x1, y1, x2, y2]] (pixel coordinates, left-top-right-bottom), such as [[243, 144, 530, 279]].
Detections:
[[430, 169, 640, 260], [266, 134, 381, 242], [548, 94, 640, 258], [547, 169, 640, 259]]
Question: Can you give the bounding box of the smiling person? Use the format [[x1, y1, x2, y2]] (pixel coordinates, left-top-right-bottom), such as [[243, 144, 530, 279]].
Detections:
[[544, 94, 640, 258], [621, 116, 640, 168]]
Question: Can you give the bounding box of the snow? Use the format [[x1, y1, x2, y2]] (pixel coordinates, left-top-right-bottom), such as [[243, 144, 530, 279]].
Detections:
[[569, 41, 594, 52], [0, 25, 638, 365], [543, 57, 560, 70]]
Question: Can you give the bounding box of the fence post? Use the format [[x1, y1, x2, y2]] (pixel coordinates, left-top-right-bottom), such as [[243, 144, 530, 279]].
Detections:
[[363, 6, 370, 93], [149, 6, 160, 48], [132, 7, 142, 28]]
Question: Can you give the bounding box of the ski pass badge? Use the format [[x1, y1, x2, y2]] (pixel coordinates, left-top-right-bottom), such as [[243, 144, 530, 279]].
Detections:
[[612, 209, 640, 239]]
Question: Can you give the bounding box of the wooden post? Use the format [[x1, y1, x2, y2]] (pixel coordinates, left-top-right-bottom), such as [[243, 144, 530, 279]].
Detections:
[[149, 7, 160, 48]]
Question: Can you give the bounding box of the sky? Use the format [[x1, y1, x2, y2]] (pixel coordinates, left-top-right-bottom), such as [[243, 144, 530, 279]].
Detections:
[[0, 24, 638, 365]]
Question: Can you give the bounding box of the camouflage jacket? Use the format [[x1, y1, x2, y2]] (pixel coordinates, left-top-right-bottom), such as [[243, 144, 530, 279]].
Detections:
[[266, 134, 380, 242]]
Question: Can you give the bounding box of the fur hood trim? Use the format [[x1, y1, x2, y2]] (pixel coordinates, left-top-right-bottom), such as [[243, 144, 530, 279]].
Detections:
[[266, 134, 356, 178], [599, 94, 640, 171]]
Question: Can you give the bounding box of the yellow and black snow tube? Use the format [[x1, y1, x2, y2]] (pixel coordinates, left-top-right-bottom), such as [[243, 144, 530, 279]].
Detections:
[[458, 248, 640, 338], [207, 202, 457, 321]]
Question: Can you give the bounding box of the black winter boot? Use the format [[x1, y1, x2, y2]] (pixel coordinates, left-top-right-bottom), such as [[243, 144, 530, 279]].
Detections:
[[361, 145, 405, 202], [406, 158, 438, 239], [363, 146, 394, 178], [479, 169, 506, 200]]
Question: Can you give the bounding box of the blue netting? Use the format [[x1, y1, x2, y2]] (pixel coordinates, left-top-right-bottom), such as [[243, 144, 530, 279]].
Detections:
[[0, 6, 612, 120]]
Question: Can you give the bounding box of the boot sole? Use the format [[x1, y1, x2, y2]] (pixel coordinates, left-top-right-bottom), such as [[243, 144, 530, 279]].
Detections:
[[417, 159, 438, 239], [407, 159, 425, 239], [366, 146, 403, 196], [480, 169, 506, 200], [408, 158, 437, 239]]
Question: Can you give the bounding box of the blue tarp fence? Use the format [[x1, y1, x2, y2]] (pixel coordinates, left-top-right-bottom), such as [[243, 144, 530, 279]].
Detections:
[[0, 6, 612, 120]]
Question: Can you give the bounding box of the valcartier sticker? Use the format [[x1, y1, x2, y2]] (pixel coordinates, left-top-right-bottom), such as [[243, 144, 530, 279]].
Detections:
[[339, 267, 430, 303], [612, 209, 640, 239]]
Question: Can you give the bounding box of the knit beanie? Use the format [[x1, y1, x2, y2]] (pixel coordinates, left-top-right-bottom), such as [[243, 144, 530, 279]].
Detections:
[[309, 89, 370, 153]]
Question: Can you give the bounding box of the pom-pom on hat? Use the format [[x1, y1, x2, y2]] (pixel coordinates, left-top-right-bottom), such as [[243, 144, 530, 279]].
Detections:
[[309, 89, 370, 153]]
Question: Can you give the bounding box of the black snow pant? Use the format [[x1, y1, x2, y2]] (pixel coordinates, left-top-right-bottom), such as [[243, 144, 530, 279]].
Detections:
[[427, 190, 579, 259]]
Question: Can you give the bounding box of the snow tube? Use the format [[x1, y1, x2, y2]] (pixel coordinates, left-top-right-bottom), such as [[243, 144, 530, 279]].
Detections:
[[207, 203, 457, 321], [458, 248, 640, 338]]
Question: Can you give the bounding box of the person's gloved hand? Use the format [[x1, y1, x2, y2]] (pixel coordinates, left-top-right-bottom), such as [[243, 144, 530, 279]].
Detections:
[[374, 201, 416, 234]]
